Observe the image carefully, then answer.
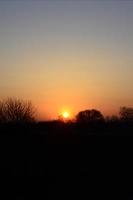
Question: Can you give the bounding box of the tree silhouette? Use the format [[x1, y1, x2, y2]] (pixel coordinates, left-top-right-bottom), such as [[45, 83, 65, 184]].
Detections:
[[119, 107, 133, 122], [76, 109, 104, 123], [0, 98, 35, 123]]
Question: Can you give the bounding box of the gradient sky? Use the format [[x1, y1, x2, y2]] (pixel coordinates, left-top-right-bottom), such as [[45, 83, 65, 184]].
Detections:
[[0, 0, 133, 119]]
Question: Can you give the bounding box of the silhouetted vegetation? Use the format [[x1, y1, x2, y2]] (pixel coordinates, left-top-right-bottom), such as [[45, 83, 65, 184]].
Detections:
[[76, 109, 104, 123], [119, 107, 133, 122], [0, 98, 35, 123], [0, 97, 133, 195]]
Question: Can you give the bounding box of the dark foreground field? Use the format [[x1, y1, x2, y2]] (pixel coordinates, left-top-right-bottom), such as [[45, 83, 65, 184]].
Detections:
[[0, 121, 133, 198]]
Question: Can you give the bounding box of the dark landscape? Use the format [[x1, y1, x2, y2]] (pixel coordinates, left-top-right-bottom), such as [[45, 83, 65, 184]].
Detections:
[[0, 100, 133, 199], [1, 0, 133, 198]]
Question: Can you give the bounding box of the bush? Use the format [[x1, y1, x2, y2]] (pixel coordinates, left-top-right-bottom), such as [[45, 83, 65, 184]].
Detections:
[[0, 98, 35, 123]]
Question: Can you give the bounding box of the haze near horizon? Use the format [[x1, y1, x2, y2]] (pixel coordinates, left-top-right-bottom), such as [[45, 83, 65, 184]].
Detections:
[[0, 0, 133, 119]]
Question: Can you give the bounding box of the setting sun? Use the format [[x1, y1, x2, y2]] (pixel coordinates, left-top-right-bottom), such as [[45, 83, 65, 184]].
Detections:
[[62, 111, 70, 119]]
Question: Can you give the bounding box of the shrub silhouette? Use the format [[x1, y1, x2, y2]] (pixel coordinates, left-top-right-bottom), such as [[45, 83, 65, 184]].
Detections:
[[76, 109, 104, 123], [105, 115, 119, 122], [0, 98, 35, 123], [119, 107, 133, 122]]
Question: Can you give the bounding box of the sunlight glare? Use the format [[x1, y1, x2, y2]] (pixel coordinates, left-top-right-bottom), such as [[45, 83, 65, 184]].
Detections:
[[62, 111, 70, 119]]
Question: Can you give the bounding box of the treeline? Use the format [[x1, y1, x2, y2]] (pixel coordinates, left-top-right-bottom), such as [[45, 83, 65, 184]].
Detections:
[[0, 98, 133, 124]]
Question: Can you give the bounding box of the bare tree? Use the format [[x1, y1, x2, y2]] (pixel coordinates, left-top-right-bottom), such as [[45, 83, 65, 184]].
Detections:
[[0, 100, 5, 122], [0, 98, 35, 123]]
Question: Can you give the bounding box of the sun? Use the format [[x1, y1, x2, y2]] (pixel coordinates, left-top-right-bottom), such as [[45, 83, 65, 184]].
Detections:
[[62, 111, 70, 119]]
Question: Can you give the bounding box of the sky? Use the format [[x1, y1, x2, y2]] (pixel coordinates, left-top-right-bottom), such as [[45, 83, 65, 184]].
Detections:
[[0, 0, 133, 120]]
